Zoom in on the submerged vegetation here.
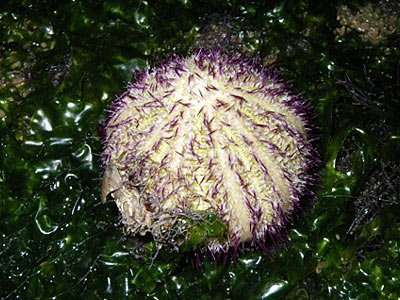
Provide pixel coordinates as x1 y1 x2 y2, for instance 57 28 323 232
1 0 399 298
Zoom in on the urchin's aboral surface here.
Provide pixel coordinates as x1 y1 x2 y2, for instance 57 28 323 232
101 48 317 253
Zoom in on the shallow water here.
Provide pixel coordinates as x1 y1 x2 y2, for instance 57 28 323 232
1 1 400 299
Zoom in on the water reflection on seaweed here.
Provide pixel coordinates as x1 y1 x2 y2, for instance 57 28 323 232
0 0 399 299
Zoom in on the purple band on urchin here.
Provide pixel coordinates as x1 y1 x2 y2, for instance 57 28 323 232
100 48 319 258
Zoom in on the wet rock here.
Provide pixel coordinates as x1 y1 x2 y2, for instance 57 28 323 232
336 3 399 45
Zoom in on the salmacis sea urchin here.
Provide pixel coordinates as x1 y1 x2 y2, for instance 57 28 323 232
101 48 318 256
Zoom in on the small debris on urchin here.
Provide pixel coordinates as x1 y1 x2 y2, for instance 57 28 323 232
101 48 319 258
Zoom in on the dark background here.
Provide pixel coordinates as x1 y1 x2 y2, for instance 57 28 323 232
1 0 399 298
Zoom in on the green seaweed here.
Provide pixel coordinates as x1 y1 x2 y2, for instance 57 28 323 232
1 0 399 299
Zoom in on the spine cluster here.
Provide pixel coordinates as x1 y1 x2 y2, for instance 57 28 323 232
101 48 319 255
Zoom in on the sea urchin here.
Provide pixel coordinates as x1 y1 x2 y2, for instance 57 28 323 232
101 48 318 256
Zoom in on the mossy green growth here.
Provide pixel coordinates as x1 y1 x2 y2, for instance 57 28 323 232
180 214 227 252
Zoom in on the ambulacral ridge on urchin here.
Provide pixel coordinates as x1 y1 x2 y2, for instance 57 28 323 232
101 48 318 257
